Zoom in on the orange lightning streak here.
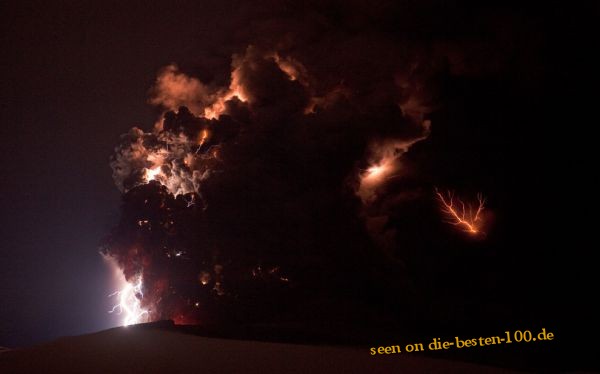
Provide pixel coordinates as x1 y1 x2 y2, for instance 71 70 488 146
436 189 485 234
197 129 209 146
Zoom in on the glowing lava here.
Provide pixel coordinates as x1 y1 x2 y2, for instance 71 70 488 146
109 275 149 326
436 189 485 235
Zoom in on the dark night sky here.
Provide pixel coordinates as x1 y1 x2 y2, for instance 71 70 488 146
0 0 594 355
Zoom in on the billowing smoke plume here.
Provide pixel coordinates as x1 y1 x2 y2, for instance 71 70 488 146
101 1 524 325
101 40 435 323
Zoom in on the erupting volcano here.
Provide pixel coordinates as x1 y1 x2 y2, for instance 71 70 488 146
101 39 492 327
0 2 582 372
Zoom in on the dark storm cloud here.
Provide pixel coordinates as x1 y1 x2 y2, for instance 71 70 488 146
102 0 548 325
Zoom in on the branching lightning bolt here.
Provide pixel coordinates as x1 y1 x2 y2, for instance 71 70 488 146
109 276 149 326
436 189 485 235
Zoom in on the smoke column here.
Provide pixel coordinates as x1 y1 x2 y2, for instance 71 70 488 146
100 1 517 325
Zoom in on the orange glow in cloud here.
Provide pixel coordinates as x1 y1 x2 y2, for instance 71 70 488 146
270 53 309 85
203 65 248 119
436 189 485 234
366 165 385 178
202 85 248 120
151 50 315 120
144 166 162 182
150 64 212 115
150 63 249 120
363 158 394 184
357 155 398 203
357 124 431 205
